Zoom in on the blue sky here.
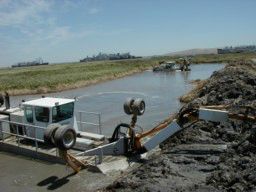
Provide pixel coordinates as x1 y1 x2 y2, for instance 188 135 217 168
0 0 256 66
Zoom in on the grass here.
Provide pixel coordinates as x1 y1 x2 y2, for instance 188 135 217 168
189 52 256 63
1 52 255 95
153 52 256 64
0 59 156 95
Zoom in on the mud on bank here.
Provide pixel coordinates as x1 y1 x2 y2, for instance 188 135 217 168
105 61 256 192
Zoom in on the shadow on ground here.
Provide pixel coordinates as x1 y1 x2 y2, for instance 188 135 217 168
37 172 76 190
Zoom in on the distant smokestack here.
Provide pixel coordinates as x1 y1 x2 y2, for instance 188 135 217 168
4 92 10 109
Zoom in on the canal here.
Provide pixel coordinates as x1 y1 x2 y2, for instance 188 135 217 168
2 63 225 192
11 63 224 136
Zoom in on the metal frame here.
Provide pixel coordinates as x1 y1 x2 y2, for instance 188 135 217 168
143 120 181 152
76 111 102 134
76 138 126 165
0 119 46 153
0 110 103 158
199 108 229 122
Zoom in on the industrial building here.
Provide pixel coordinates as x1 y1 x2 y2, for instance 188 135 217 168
12 58 49 68
217 45 256 54
80 52 141 62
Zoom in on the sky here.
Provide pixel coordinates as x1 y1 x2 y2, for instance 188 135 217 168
0 0 256 66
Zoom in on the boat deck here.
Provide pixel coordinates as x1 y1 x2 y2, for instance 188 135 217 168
0 136 130 173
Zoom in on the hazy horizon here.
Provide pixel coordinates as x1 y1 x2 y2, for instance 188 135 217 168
1 0 256 66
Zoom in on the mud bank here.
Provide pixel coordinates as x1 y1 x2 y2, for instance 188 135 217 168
105 61 256 192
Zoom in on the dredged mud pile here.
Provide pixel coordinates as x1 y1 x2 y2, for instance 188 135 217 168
105 62 256 192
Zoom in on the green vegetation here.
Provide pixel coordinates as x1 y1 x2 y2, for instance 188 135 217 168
189 52 256 63
154 52 256 64
0 59 156 95
1 52 255 95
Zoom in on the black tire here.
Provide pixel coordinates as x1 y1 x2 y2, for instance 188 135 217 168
54 125 76 150
43 124 61 146
133 98 145 116
0 94 4 107
123 98 135 115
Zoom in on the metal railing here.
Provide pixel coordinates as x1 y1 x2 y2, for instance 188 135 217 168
76 111 102 134
0 111 102 157
0 119 46 153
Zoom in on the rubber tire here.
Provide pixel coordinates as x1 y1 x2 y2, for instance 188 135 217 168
54 125 76 150
43 123 61 146
133 98 145 116
0 94 4 107
123 98 135 115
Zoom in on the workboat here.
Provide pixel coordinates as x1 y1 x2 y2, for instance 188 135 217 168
153 60 191 72
0 95 105 150
1 93 251 173
153 61 180 72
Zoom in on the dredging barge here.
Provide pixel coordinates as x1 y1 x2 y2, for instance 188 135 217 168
153 59 191 72
0 93 255 174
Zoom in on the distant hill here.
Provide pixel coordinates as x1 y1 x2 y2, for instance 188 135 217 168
164 48 218 56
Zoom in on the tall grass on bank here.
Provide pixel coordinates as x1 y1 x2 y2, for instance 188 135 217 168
1 52 255 95
153 52 256 64
0 59 155 95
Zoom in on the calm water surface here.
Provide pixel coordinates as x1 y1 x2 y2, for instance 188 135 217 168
11 63 224 136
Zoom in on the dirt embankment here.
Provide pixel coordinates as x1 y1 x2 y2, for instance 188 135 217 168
105 61 256 192
179 79 208 103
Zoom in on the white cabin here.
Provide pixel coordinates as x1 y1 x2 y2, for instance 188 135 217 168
21 97 78 140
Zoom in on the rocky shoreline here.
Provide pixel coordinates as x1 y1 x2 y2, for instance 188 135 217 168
105 61 256 192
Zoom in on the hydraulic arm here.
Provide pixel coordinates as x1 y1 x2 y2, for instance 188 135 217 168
62 98 256 172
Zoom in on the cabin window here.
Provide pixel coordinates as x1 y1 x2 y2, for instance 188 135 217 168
25 106 33 123
52 102 74 123
35 107 49 123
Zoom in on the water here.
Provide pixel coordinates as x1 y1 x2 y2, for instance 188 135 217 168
11 63 224 136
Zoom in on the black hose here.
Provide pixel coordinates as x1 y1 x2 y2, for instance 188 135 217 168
109 123 130 143
4 92 10 109
0 93 4 107
109 123 136 155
